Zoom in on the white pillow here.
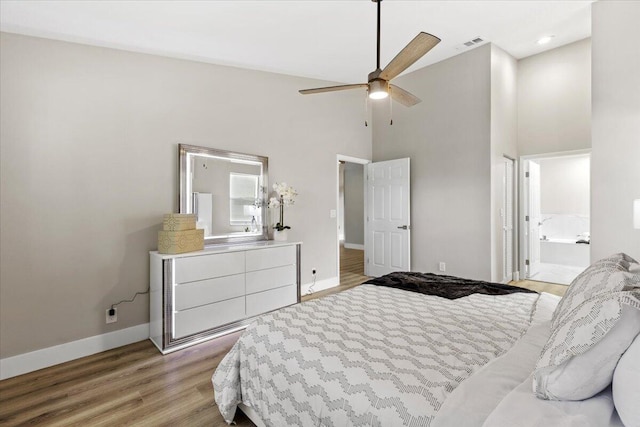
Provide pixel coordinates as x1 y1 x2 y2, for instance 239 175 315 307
551 253 634 330
613 333 640 427
534 290 640 400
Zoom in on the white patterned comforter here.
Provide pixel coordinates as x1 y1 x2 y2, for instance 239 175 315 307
213 284 540 426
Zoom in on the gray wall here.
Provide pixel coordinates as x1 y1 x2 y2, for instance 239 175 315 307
539 155 590 216
591 1 640 261
517 38 591 156
490 45 518 282
0 32 371 358
373 44 493 281
343 162 364 246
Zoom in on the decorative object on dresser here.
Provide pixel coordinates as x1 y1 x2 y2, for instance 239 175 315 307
157 213 204 254
269 182 297 241
150 241 301 354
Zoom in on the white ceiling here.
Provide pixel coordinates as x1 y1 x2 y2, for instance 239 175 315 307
0 0 594 84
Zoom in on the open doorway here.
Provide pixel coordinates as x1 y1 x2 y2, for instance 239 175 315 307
337 155 369 288
521 150 591 285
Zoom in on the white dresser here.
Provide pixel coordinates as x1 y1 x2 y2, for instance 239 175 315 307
150 241 301 354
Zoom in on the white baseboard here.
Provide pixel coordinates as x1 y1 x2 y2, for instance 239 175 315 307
0 323 150 380
343 243 364 250
0 275 348 380
301 276 339 296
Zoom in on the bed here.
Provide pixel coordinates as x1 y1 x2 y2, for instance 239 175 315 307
213 256 640 427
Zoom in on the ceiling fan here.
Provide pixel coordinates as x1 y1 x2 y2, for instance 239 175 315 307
299 0 440 107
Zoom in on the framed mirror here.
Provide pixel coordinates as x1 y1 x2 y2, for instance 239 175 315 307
178 144 269 245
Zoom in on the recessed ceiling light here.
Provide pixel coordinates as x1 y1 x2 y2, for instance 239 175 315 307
537 36 554 45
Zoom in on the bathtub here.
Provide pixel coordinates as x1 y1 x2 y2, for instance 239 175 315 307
540 238 590 267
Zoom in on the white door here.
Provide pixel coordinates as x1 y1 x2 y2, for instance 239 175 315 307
502 158 515 282
528 161 541 277
365 158 410 277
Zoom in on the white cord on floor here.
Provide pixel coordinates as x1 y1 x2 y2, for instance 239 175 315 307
306 274 317 295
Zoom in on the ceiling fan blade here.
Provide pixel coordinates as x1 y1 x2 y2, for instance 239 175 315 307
390 84 421 107
299 84 368 95
379 32 441 81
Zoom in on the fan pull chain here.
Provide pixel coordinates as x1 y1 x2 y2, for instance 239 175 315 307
389 92 393 125
364 92 369 127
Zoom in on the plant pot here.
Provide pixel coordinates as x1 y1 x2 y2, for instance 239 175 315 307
273 229 288 241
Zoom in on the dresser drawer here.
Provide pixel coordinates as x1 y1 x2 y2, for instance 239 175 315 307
175 273 245 311
174 296 245 339
246 264 296 295
245 245 296 272
246 284 297 317
175 252 245 284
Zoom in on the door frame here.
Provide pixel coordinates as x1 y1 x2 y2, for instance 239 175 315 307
502 155 517 283
519 149 591 279
336 155 371 281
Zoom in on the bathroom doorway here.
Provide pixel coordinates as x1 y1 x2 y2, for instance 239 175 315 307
521 150 591 285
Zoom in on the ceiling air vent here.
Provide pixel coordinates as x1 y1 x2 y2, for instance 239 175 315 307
456 37 486 51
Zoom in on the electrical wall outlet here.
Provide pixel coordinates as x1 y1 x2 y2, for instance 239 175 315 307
106 307 117 324
439 262 446 272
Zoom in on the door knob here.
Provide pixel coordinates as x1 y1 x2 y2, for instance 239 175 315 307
397 225 409 230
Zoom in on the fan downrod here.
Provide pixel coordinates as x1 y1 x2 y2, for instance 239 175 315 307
372 0 382 73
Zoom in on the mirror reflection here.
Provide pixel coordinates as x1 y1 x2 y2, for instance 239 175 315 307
179 144 268 244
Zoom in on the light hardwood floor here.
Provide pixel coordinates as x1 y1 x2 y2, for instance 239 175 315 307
0 332 249 427
0 249 564 426
302 244 369 302
511 279 567 297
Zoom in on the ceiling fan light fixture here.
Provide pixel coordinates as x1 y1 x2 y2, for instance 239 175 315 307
368 79 389 100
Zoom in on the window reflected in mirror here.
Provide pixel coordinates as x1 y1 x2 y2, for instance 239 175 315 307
229 172 260 228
